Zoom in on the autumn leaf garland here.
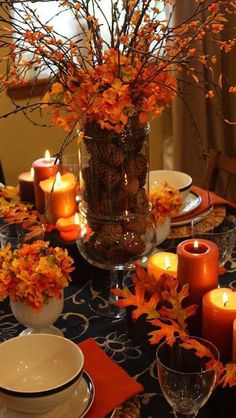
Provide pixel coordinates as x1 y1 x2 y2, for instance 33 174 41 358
113 264 236 388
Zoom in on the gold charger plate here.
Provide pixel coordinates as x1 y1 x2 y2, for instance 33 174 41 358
169 206 226 239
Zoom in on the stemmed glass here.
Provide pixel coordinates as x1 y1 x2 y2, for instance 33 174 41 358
156 335 219 418
191 215 236 267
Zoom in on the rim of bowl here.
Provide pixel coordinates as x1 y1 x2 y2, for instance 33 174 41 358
0 334 84 398
149 170 192 191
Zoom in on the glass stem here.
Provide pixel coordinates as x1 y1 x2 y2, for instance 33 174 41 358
173 411 198 418
109 269 124 303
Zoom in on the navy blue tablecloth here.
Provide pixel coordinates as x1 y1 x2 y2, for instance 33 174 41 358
0 233 236 418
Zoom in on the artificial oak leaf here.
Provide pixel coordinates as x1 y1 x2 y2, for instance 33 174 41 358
180 338 215 360
217 363 236 388
148 318 187 346
112 283 146 308
160 283 197 330
132 293 160 320
112 283 160 320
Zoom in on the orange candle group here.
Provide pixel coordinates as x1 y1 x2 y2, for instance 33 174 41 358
147 252 178 280
40 172 77 224
202 288 236 361
33 150 59 213
177 239 219 307
18 168 35 203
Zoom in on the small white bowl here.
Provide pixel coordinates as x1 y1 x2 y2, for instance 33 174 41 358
150 170 192 201
0 334 84 414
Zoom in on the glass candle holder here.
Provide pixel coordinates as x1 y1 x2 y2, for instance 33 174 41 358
0 221 45 249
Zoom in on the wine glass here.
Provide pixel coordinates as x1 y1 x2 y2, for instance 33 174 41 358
191 215 236 266
156 335 219 418
0 220 45 250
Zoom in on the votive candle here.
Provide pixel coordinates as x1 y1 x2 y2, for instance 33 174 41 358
147 252 178 280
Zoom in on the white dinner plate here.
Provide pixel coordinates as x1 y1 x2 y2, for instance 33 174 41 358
171 191 201 226
0 372 95 418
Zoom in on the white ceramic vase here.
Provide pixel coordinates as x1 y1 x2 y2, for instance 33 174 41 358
10 295 64 336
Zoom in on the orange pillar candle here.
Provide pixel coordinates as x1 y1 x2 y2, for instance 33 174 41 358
177 239 219 307
147 252 178 280
18 168 35 203
202 288 236 361
233 319 236 363
33 150 59 214
40 172 77 224
56 213 82 241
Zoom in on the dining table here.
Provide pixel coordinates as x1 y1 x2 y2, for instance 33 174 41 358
0 191 236 417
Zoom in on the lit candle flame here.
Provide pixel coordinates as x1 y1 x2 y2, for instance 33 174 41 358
55 172 62 188
44 150 51 162
74 213 80 225
193 240 199 249
223 292 229 307
165 257 171 270
30 167 34 179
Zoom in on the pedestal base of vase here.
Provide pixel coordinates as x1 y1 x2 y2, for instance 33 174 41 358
20 325 63 336
89 269 126 320
10 295 64 337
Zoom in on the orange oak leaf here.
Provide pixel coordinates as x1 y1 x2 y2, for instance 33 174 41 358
216 363 236 388
148 318 187 346
180 338 215 360
161 283 198 330
112 284 160 320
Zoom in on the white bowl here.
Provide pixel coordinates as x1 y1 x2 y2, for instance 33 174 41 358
0 334 84 414
150 170 192 200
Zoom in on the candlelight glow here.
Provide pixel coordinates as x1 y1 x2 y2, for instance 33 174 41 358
193 240 199 248
55 172 62 187
30 167 34 179
165 257 171 270
223 292 229 307
44 150 51 161
74 213 80 225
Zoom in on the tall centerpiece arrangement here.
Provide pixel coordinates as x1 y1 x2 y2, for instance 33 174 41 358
0 1 236 316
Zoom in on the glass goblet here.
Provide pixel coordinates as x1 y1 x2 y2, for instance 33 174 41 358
0 220 45 249
191 215 236 266
156 335 219 418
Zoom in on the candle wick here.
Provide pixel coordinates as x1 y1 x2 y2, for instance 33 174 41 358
167 266 170 270
224 301 228 308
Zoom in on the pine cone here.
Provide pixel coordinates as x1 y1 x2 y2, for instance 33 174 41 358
123 232 146 256
123 217 148 235
121 177 139 195
97 224 123 247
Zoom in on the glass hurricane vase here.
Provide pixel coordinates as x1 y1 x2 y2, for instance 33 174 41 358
10 295 64 336
77 118 156 318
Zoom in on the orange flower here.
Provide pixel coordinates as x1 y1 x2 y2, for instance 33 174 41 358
0 240 74 311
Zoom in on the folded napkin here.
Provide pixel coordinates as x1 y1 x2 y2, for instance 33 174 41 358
79 338 143 418
172 185 236 223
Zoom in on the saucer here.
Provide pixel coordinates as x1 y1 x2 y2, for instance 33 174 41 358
171 191 201 226
0 371 95 418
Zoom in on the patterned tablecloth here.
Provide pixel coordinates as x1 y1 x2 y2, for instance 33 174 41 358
0 230 236 418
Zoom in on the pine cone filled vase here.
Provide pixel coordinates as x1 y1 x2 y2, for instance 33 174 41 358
77 118 156 269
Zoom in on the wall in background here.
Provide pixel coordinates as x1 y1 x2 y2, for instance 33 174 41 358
0 92 166 186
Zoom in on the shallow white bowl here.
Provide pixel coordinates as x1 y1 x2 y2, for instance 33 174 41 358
150 170 192 201
0 334 84 414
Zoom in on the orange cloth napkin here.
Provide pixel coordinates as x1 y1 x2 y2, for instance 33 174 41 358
172 185 236 223
79 338 143 418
